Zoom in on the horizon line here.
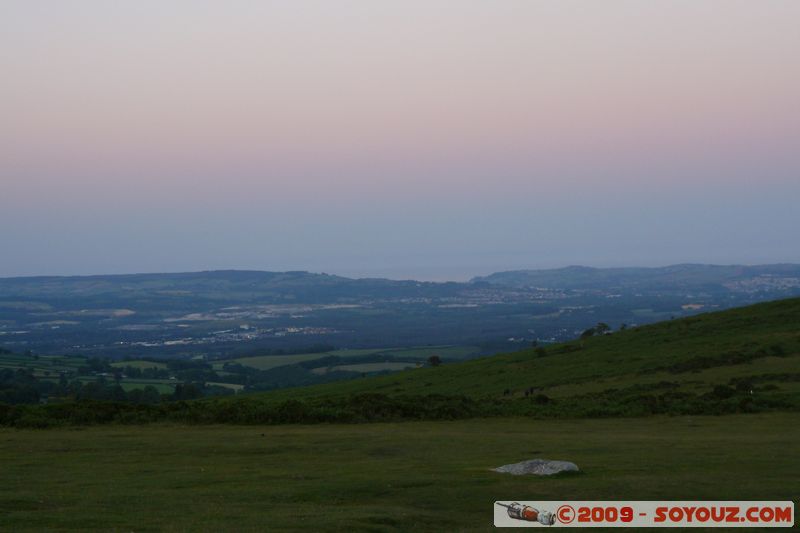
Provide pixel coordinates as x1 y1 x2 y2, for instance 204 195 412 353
2 262 799 284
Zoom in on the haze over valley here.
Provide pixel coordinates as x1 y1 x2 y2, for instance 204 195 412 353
2 264 798 361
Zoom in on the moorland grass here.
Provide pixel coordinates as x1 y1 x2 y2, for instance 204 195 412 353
0 413 797 531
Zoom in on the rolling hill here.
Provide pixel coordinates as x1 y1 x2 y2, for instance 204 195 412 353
472 263 800 290
260 296 800 402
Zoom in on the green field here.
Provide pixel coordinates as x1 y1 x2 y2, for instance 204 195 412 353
0 354 84 378
378 345 481 359
311 362 419 375
222 344 481 372
206 381 245 392
222 353 335 371
69 376 175 394
116 380 175 394
110 360 167 370
327 348 392 357
0 413 796 531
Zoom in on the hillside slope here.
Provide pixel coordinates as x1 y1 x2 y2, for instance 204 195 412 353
3 298 798 426
253 297 800 411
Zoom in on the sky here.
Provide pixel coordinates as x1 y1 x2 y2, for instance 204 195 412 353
1 1 799 281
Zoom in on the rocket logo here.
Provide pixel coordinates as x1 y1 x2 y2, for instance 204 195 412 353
496 502 556 526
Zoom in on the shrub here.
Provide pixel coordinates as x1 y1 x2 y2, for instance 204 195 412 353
711 385 737 400
533 394 550 404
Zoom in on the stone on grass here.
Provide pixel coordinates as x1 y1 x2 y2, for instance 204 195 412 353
492 459 579 476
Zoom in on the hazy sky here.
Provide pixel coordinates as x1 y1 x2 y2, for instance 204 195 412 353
2 1 799 280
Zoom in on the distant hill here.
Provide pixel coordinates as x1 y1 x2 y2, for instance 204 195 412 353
4 263 798 298
0 270 450 304
2 265 799 359
471 263 800 291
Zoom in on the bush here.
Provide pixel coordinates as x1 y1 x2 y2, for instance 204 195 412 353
533 394 550 404
769 344 785 356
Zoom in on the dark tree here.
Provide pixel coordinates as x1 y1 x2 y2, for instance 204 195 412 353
173 383 203 400
428 355 442 367
141 385 162 404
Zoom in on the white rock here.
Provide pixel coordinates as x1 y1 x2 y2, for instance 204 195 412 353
492 459 579 476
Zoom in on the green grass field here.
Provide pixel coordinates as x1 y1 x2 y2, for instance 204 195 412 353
222 345 481 373
69 376 176 394
327 348 392 357
0 354 84 377
378 345 481 359
110 360 167 370
1 413 796 531
311 362 419 375
116 380 175 394
206 381 245 392
223 353 332 371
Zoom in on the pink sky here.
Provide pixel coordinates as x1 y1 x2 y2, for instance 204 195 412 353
1 1 799 278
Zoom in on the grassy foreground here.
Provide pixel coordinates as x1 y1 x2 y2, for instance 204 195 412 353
1 413 797 531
